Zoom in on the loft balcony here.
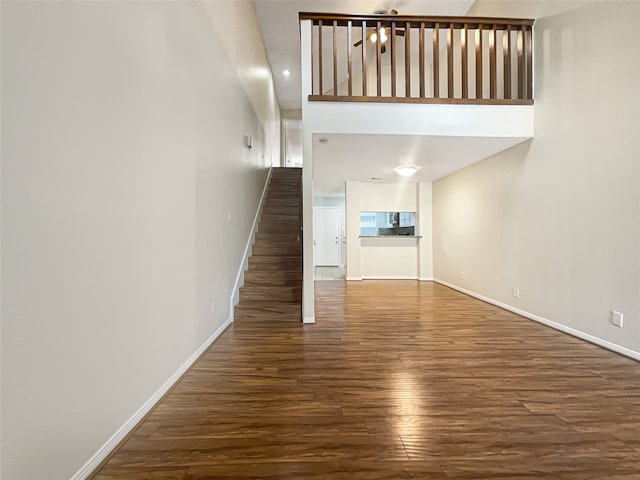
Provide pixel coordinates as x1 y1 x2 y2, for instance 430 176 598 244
298 13 536 323
298 12 535 140
300 12 534 105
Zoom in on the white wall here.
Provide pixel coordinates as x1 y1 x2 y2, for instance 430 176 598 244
361 237 419 278
433 1 640 358
0 2 280 479
360 183 416 212
417 182 433 280
345 182 432 280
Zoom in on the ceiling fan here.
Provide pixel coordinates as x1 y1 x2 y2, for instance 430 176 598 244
353 9 405 54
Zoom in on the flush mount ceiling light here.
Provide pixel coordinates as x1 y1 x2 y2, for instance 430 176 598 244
394 165 421 177
283 70 291 76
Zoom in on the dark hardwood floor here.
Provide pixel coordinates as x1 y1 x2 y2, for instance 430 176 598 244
92 281 640 479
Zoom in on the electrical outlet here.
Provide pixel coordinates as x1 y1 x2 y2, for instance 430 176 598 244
611 310 623 328
461 271 465 279
227 211 232 223
211 300 217 315
513 288 520 299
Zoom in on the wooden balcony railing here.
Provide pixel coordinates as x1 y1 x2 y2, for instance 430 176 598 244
300 13 534 105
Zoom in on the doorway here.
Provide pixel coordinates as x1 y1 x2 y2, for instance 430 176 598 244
282 119 302 167
314 207 340 266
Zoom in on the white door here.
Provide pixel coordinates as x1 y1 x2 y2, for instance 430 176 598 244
314 207 340 266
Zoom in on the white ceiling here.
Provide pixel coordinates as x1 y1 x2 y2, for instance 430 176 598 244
312 133 529 196
254 0 593 111
254 0 475 111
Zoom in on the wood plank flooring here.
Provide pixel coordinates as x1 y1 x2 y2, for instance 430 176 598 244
92 281 640 479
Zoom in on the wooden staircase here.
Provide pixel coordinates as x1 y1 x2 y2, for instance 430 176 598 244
235 168 302 322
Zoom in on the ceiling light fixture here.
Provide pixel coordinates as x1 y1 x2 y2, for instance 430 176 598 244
370 27 388 44
283 70 291 76
394 165 420 177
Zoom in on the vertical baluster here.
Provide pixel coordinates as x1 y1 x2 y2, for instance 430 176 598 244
518 25 525 99
503 25 512 100
391 22 397 97
433 23 440 98
347 21 353 96
489 24 497 99
475 24 483 99
405 21 411 97
311 23 316 95
362 21 367 96
318 20 323 95
419 22 425 98
461 24 468 99
333 20 338 95
526 26 533 100
447 24 453 98
376 21 382 96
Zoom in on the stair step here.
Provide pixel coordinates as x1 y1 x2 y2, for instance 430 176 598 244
254 231 300 242
253 240 300 250
244 270 303 286
248 256 302 271
234 304 301 322
268 184 300 190
267 184 300 189
263 199 299 208
266 193 300 201
257 224 301 235
269 180 301 185
239 286 302 303
252 245 302 256
269 179 301 185
271 172 301 178
262 206 300 215
272 169 301 176
260 214 299 224
270 180 300 184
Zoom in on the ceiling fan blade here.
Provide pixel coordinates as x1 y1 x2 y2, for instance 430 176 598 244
354 39 364 47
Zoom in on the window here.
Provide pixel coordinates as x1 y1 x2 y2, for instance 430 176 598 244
360 211 416 236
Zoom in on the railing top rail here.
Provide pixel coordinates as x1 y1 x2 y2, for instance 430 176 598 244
299 12 534 28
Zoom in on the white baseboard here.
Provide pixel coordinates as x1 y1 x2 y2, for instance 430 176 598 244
362 275 418 280
345 276 362 281
71 316 233 480
434 278 640 363
418 277 434 282
303 316 316 324
231 167 273 314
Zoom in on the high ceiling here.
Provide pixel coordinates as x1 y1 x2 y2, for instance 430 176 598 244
254 0 475 111
253 0 591 197
254 0 593 111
